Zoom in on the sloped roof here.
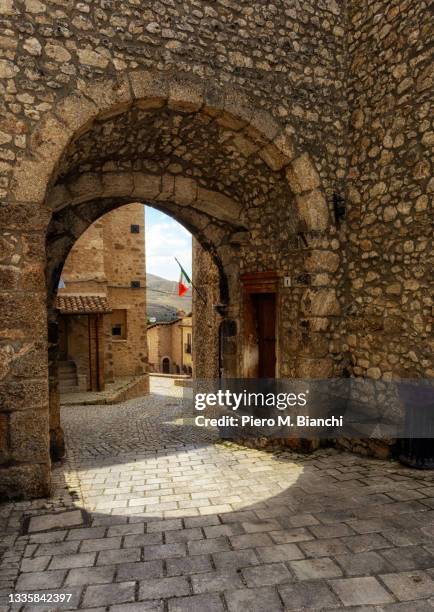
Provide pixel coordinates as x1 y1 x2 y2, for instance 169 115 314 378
56 294 112 315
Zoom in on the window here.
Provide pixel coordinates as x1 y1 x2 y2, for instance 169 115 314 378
131 224 140 233
131 280 141 288
185 332 192 354
111 309 127 339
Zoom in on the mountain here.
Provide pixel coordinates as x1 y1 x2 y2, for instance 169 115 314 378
146 273 192 322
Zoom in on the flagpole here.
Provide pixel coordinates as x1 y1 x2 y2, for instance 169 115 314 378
174 257 207 304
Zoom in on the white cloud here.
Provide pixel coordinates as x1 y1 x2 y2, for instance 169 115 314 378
145 216 192 281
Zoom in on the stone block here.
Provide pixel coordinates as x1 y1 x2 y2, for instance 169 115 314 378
102 172 133 198
289 557 342 580
11 160 52 202
29 509 84 533
330 576 394 606
83 581 135 607
259 143 291 171
301 288 341 316
286 153 321 194
54 93 98 133
132 172 161 200
295 357 334 378
130 70 168 106
0 380 48 412
224 586 282 612
139 576 189 600
241 563 292 587
191 570 243 594
69 173 103 204
196 188 241 222
296 189 329 230
305 249 340 273
80 74 132 118
174 176 198 205
10 410 48 462
168 79 204 112
169 593 224 612
279 582 340 609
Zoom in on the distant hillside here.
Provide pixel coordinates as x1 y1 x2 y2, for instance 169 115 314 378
147 273 192 321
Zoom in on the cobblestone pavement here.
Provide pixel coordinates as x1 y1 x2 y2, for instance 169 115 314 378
1 378 434 611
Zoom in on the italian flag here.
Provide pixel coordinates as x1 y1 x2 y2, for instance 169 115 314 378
177 262 191 297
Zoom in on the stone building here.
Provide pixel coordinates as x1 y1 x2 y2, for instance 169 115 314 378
56 203 149 394
0 0 432 498
147 313 193 375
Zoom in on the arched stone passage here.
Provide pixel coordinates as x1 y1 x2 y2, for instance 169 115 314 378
2 70 341 500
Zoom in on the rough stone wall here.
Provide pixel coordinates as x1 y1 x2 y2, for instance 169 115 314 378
102 203 148 378
345 1 433 382
0 0 432 499
192 238 221 379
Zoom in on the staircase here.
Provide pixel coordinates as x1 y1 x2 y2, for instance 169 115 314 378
58 360 79 393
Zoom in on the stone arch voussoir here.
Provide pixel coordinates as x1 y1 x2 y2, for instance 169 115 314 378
10 70 329 232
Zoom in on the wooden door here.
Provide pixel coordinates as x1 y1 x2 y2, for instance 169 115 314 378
252 293 276 378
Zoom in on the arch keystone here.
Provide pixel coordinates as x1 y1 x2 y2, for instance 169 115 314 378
69 173 103 204
168 79 204 113
78 74 132 119
174 176 198 205
129 70 168 107
102 172 133 197
132 173 161 199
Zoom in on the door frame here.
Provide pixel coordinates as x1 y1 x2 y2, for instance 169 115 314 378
241 271 280 378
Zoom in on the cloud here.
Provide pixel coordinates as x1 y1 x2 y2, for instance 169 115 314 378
145 216 192 281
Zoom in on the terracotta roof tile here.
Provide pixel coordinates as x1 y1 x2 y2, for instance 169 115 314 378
56 294 112 315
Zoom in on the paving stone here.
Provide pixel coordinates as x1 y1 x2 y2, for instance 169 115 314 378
67 526 106 540
81 536 122 552
116 560 164 581
65 565 116 586
188 536 230 555
97 548 141 565
381 546 434 571
84 581 136 607
168 593 224 612
213 549 260 571
165 528 203 543
342 533 393 553
143 542 186 560
330 576 394 606
380 571 434 601
16 569 66 590
110 603 163 612
191 570 243 594
229 533 273 549
309 523 355 539
256 543 304 563
242 563 293 587
268 528 313 544
166 554 213 576
20 556 51 572
334 551 394 576
299 537 350 557
146 519 183 532
49 551 96 569
278 581 340 609
224 586 283 612
290 557 343 580
28 510 84 533
35 541 80 557
107 523 145 537
139 576 190 600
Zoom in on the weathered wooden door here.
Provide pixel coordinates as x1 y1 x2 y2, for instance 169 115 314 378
252 292 276 378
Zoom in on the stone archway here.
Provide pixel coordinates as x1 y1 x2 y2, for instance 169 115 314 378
1 70 340 499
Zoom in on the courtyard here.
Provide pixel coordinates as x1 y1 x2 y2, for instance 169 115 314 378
1 378 434 611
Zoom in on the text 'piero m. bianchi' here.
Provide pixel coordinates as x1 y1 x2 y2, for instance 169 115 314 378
193 389 343 429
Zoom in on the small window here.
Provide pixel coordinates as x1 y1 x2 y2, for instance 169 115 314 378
131 224 140 233
131 280 141 288
111 309 127 339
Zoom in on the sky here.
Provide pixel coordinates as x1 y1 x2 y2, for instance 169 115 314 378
145 206 192 281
